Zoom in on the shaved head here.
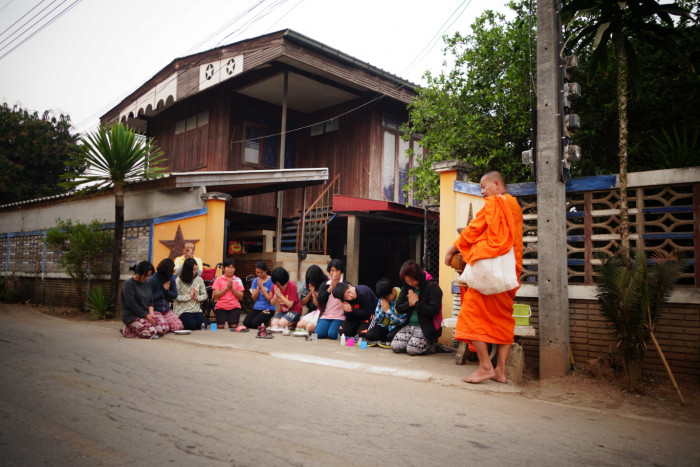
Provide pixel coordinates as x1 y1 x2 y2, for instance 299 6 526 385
482 170 504 185
479 170 506 197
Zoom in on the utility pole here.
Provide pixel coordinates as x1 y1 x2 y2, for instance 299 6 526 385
536 0 570 378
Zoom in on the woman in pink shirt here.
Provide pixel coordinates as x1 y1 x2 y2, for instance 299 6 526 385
315 259 346 339
211 258 245 329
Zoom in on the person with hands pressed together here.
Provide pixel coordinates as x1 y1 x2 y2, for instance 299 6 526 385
147 258 184 333
364 278 405 347
212 258 245 330
295 265 329 336
392 260 443 355
174 241 203 276
121 261 167 339
173 258 208 330
241 261 275 331
268 267 302 331
444 170 523 384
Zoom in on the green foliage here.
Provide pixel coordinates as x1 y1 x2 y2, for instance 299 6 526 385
0 103 80 205
0 274 23 303
596 249 685 391
60 122 167 193
45 219 112 310
561 0 693 92
403 1 534 202
86 286 113 320
650 125 699 169
570 22 700 176
60 122 167 308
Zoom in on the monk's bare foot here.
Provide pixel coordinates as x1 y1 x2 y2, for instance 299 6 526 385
490 369 508 383
462 367 496 384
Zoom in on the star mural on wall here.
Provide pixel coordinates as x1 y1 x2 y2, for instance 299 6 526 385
160 225 200 259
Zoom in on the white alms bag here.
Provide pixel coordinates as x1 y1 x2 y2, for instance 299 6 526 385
459 247 518 295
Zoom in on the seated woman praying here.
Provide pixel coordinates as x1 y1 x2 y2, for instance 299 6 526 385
268 267 302 331
147 258 184 333
211 258 245 330
294 265 329 336
121 261 168 339
392 260 443 356
174 258 208 330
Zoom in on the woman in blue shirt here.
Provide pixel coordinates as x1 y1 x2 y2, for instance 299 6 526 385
241 260 274 331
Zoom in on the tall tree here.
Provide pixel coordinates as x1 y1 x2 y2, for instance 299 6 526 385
561 0 694 253
0 103 79 205
403 1 535 202
61 123 166 309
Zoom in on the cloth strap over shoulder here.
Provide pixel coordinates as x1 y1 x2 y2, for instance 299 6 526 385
457 194 519 295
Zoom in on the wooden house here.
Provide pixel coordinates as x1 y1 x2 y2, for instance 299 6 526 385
102 29 430 286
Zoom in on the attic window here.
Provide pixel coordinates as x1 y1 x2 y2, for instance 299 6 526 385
310 118 339 137
175 111 209 135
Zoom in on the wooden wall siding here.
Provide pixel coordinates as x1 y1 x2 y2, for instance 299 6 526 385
176 68 200 102
283 41 415 104
152 87 232 173
241 44 286 72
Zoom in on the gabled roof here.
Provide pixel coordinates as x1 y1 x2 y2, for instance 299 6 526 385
102 29 417 129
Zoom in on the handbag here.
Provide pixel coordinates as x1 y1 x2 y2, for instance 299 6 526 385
459 247 518 295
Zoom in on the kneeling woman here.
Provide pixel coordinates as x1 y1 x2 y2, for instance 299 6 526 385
392 260 443 355
174 258 208 330
121 261 168 339
147 258 184 333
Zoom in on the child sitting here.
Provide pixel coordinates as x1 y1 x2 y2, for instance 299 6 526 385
269 267 302 332
365 278 406 348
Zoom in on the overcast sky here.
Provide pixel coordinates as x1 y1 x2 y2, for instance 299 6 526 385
0 0 512 134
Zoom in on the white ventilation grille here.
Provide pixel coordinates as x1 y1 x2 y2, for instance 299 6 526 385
199 55 244 91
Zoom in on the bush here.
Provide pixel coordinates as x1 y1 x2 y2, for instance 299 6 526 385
45 218 112 311
86 287 113 320
0 275 23 303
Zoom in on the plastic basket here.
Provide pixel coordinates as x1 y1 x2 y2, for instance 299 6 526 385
512 304 531 326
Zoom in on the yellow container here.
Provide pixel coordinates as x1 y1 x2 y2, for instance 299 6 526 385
512 304 531 326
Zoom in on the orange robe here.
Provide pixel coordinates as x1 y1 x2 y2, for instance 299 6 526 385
454 193 523 349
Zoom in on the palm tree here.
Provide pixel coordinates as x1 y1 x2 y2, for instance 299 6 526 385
61 123 166 308
561 0 693 254
596 249 685 391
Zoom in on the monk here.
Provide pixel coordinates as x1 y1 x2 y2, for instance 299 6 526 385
445 170 523 383
174 241 203 277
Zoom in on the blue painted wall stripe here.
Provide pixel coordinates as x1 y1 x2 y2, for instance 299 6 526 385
152 208 208 225
642 206 693 214
454 174 618 196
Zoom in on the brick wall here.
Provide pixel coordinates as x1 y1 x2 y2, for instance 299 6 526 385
516 298 700 379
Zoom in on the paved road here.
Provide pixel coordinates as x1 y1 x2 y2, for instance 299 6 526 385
1 306 698 466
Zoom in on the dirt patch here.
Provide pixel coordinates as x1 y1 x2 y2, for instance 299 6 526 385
35 303 95 322
520 360 700 424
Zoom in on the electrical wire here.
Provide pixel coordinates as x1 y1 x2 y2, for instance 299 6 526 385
0 0 18 15
0 0 50 48
74 0 480 143
261 0 303 33
399 0 472 79
0 0 82 61
72 0 288 134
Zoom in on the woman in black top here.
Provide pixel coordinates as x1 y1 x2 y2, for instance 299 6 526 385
121 261 167 339
147 258 184 333
392 260 443 355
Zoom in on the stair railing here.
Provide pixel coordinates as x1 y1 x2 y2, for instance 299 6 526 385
297 174 340 254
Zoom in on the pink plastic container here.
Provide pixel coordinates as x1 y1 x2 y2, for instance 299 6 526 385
347 338 355 347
